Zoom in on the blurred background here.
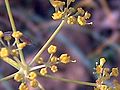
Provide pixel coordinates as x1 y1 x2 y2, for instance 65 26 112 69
0 0 120 90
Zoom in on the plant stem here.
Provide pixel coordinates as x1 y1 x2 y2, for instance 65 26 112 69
2 57 19 70
46 75 97 87
29 20 66 65
5 0 26 65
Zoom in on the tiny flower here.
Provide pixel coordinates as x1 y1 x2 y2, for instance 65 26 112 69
30 79 38 88
96 65 103 74
18 42 27 49
0 48 9 58
50 56 57 63
60 54 70 64
11 49 19 56
0 31 3 38
28 72 37 80
51 65 58 73
48 45 57 54
111 68 119 77
84 12 91 19
52 11 63 20
14 73 23 82
77 16 86 26
40 68 47 76
77 8 85 15
100 58 106 67
36 57 44 64
67 16 76 24
12 31 23 39
19 83 28 90
100 85 108 90
51 1 65 8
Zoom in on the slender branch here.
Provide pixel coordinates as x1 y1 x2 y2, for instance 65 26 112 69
30 65 45 71
0 72 18 82
45 75 97 87
29 20 66 65
37 80 45 90
5 0 26 65
2 57 19 70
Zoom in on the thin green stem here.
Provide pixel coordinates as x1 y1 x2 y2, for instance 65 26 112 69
0 72 18 82
2 57 19 70
46 75 97 87
29 20 66 65
5 0 26 65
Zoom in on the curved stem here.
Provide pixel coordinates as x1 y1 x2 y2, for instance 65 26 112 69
45 75 97 87
5 0 26 65
29 20 66 65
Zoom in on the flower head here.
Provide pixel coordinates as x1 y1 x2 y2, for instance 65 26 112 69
40 68 47 76
14 73 23 82
51 1 65 8
51 65 58 73
30 79 38 88
67 16 76 24
0 48 9 58
77 16 86 26
48 45 57 54
100 58 106 67
19 83 28 90
18 42 27 49
12 31 23 39
111 68 119 77
52 11 63 20
60 54 70 64
0 31 3 38
28 72 37 80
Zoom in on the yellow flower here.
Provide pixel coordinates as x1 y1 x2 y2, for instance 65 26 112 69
19 83 28 90
12 31 23 39
52 11 63 20
18 42 27 49
60 54 70 64
67 16 76 24
0 48 9 58
0 31 3 38
48 45 57 54
11 49 18 56
50 56 57 63
14 73 23 82
28 72 37 80
84 12 91 19
51 1 65 8
40 68 47 76
77 16 86 26
96 65 103 74
100 58 106 67
100 85 108 90
36 57 44 64
30 79 38 88
77 8 85 15
111 68 119 77
51 65 58 73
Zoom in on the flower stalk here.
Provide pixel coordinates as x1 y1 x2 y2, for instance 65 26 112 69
5 0 26 66
45 74 97 87
29 20 66 65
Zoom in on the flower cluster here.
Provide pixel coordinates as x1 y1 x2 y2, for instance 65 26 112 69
50 0 92 26
37 45 75 76
0 31 28 58
94 58 119 90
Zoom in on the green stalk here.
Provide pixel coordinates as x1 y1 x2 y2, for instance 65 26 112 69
29 20 66 65
46 75 97 87
2 57 19 70
5 0 26 65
